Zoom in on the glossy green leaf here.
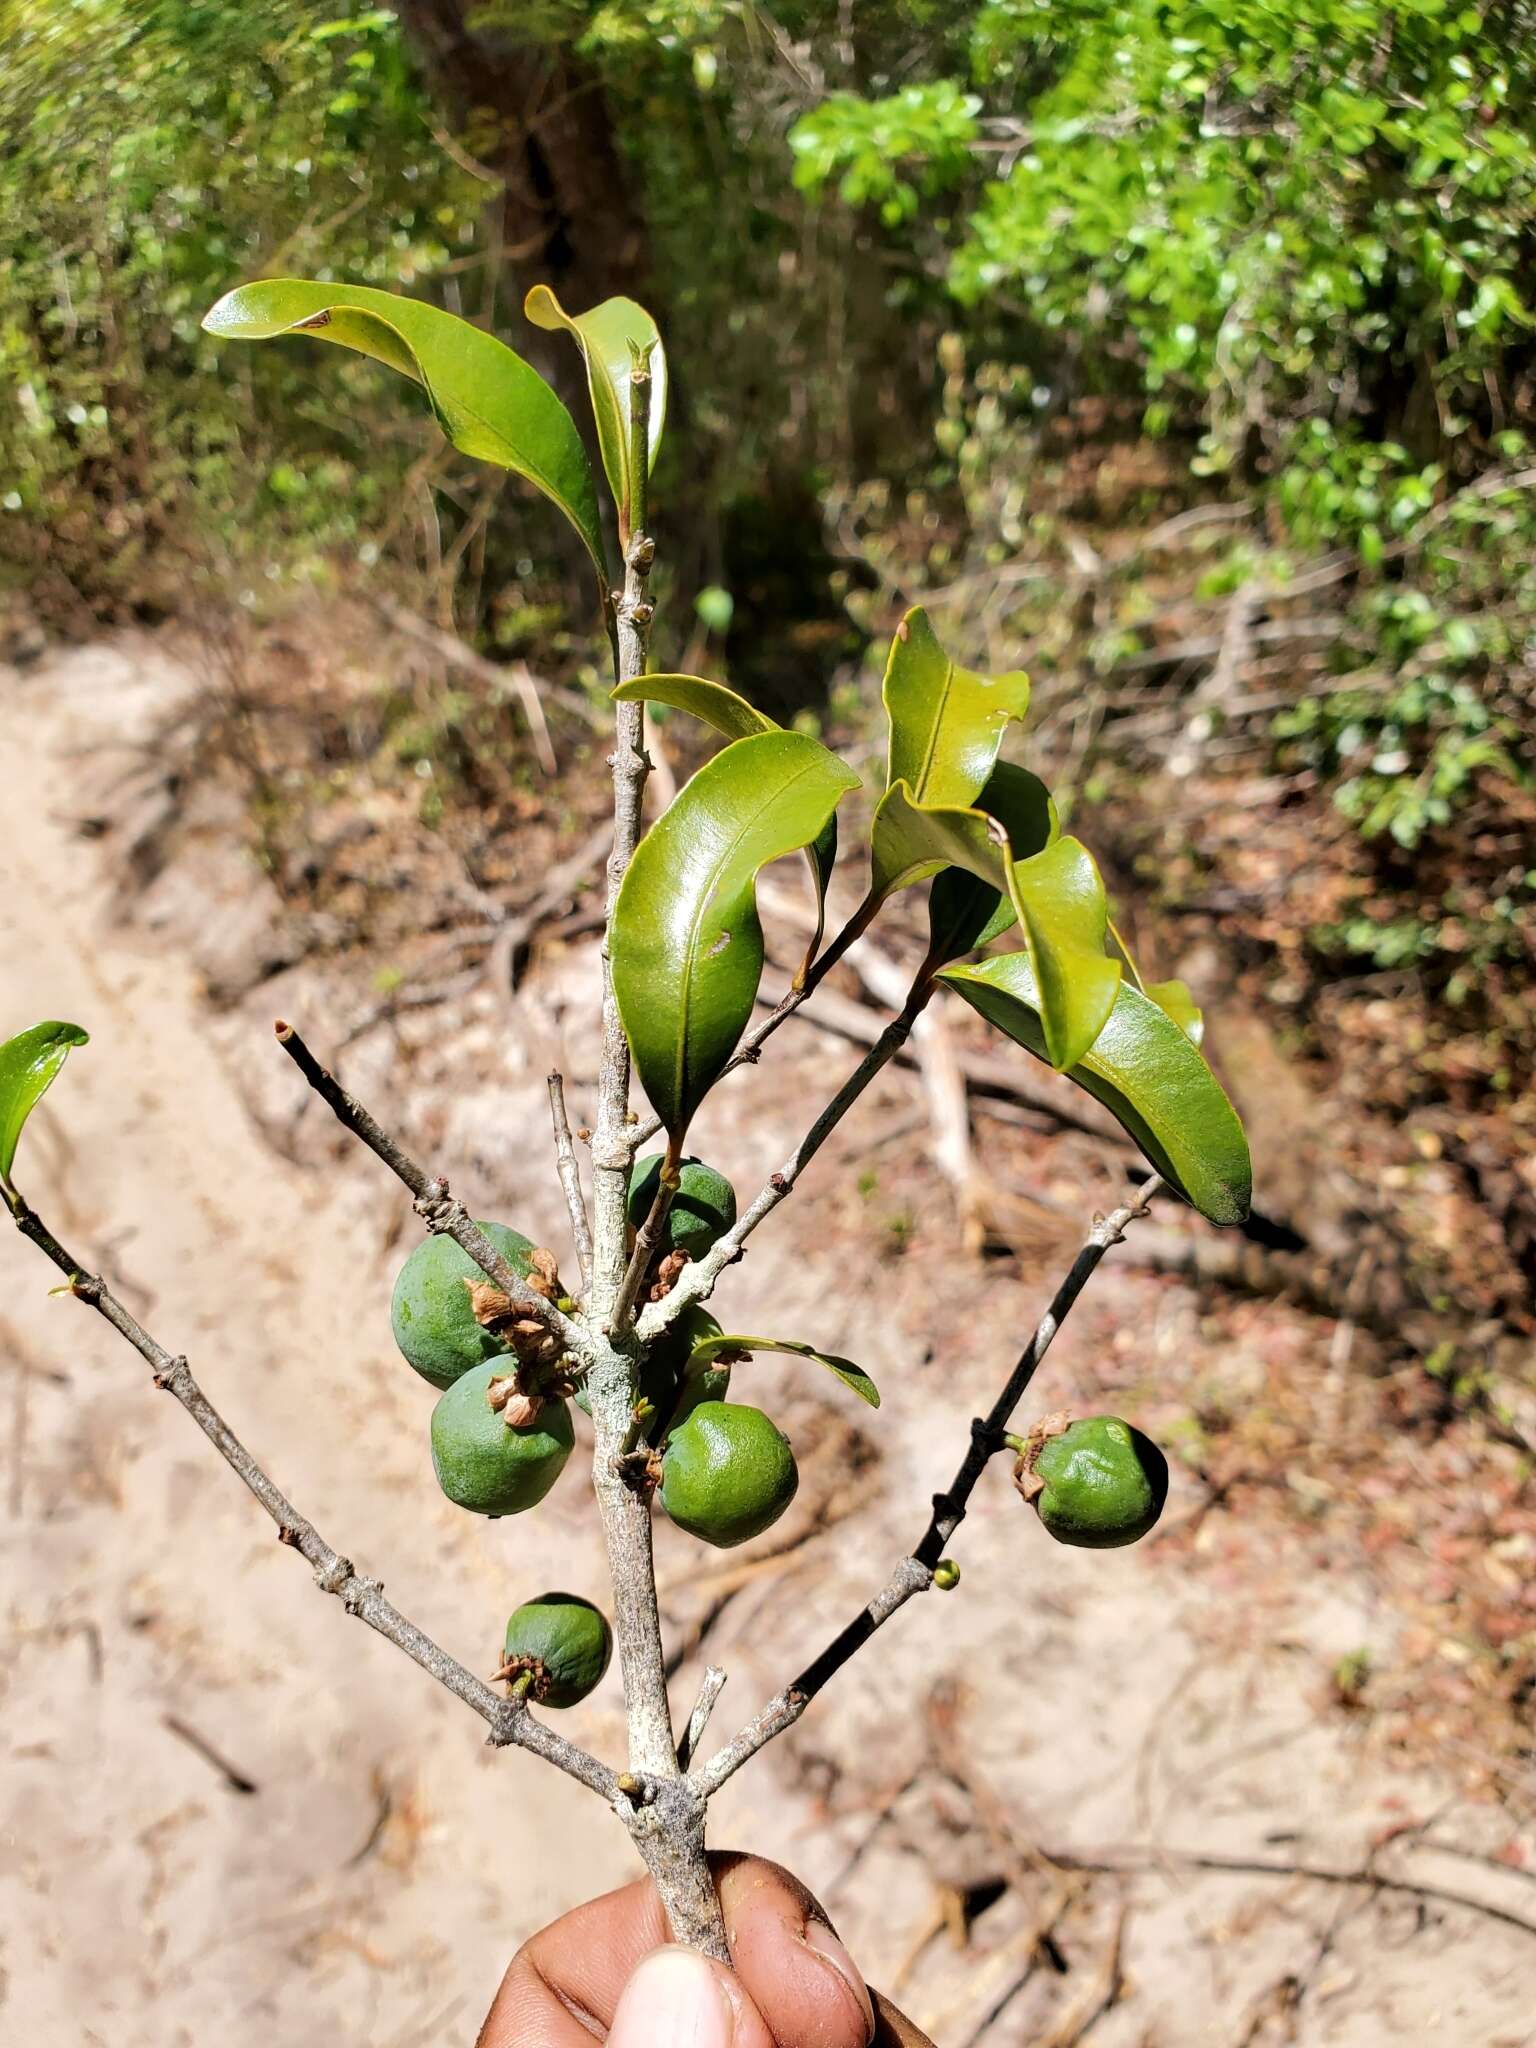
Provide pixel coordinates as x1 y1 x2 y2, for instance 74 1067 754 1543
613 732 860 1137
882 606 1030 809
612 673 771 740
525 285 666 534
686 1333 880 1408
938 954 1251 1225
875 758 1055 908
927 764 1058 963
202 280 606 577
613 674 836 984
1009 837 1122 1071
1146 978 1205 1047
0 1021 89 1188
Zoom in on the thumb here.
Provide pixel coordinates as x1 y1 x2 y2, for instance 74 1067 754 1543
607 1944 774 2048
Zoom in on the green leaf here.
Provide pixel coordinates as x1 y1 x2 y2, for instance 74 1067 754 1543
612 673 771 740
1009 838 1122 1071
686 1333 880 1408
613 674 835 985
874 758 1055 904
927 764 1058 964
525 285 666 535
0 1021 89 1188
202 280 606 578
613 732 860 1138
938 955 1251 1225
1146 978 1205 1047
881 607 1030 809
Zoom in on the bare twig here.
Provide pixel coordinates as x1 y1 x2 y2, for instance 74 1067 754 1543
1043 1840 1536 1942
640 976 936 1340
5 1193 617 1801
547 1071 593 1296
676 1666 727 1771
275 1023 586 1359
692 1176 1163 1795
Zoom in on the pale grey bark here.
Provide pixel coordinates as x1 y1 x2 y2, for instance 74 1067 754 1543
547 1069 594 1296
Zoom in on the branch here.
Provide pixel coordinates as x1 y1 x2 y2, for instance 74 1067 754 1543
276 1023 586 1359
547 1070 594 1296
638 976 934 1341
675 1665 727 1771
577 351 698 1871
609 1166 676 1334
692 1176 1163 1796
6 1192 617 1802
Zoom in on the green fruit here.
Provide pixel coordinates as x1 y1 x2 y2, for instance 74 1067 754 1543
1030 1417 1168 1550
628 1154 737 1261
659 1400 798 1548
391 1222 536 1390
503 1592 613 1707
430 1364 573 1516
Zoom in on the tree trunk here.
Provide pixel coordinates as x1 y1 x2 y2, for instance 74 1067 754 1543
394 0 648 313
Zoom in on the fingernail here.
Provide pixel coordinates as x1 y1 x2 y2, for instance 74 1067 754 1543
608 1945 735 2048
804 1919 876 2041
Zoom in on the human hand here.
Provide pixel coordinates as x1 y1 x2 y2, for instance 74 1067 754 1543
478 1851 934 2046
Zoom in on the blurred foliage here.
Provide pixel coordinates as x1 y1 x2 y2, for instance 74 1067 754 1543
0 0 483 612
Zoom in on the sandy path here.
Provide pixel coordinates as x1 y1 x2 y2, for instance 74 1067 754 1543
0 646 633 2046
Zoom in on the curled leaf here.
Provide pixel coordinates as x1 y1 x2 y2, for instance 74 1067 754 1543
926 763 1059 965
0 1021 89 1188
525 286 667 535
1147 978 1205 1047
203 279 606 578
613 674 837 983
938 954 1251 1225
685 1334 880 1408
612 673 770 740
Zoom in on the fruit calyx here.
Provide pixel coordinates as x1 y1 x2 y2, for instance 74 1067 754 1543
1009 1409 1074 1503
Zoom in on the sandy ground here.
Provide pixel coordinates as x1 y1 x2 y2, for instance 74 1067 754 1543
3 639 1535 2045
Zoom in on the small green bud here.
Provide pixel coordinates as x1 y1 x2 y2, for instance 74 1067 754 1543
933 1559 961 1591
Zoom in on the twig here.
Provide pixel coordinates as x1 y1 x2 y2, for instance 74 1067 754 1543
161 1713 260 1795
547 1071 593 1295
640 978 935 1340
692 1176 1163 1795
676 1666 727 1771
610 1165 677 1334
1042 1841 1536 1942
5 1193 617 1802
275 1023 585 1359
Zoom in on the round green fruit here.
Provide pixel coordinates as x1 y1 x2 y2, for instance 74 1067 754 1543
1029 1417 1168 1550
391 1223 536 1390
659 1400 798 1549
503 1592 612 1707
430 1364 573 1516
628 1155 737 1261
